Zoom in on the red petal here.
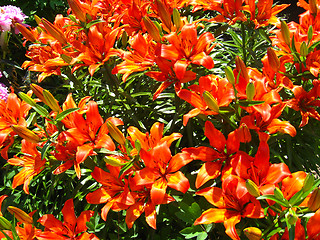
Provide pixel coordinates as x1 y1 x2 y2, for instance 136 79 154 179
195 161 222 188
151 178 167 205
166 171 190 193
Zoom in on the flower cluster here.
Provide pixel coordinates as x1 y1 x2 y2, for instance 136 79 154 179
1 0 320 239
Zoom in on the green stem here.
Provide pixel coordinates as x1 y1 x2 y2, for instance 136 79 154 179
241 23 247 65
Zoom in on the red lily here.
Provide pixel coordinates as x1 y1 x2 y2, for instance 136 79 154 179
194 175 264 240
37 199 98 240
8 140 46 194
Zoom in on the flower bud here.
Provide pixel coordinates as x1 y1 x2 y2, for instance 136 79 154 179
287 208 298 225
225 66 235 85
281 21 291 46
34 15 41 25
235 56 249 82
30 84 46 104
43 89 61 113
61 54 72 64
155 0 172 31
143 17 161 43
202 91 219 113
0 216 12 230
308 26 313 43
308 187 320 211
11 125 41 143
274 187 286 202
267 48 280 72
41 18 68 45
107 121 126 145
67 0 87 23
18 92 36 107
300 41 308 57
310 0 318 15
246 179 260 197
7 206 33 224
15 23 37 42
302 173 315 192
104 156 125 167
243 227 262 240
172 8 181 31
121 31 128 46
246 82 255 101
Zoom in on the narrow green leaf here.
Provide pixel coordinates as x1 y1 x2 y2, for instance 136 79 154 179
55 108 79 122
257 195 290 207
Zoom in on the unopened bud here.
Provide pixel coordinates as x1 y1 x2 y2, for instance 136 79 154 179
308 26 313 42
43 89 61 113
156 0 172 31
11 125 41 143
287 208 298 225
7 206 33 224
15 23 37 42
172 8 181 30
41 18 68 45
225 66 235 85
274 187 286 202
246 82 255 101
34 15 41 25
310 0 318 15
67 0 87 23
18 92 36 107
0 216 12 230
267 48 280 72
308 187 320 211
104 156 125 167
61 54 72 64
246 179 260 197
281 21 291 46
300 41 308 57
121 31 128 46
243 227 262 240
302 173 315 192
107 121 126 145
30 84 46 104
235 56 249 82
143 17 161 43
202 91 219 113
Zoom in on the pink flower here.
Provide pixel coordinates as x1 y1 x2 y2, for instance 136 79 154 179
0 5 27 33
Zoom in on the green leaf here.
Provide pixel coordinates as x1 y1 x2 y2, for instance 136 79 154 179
55 108 79 122
40 140 52 160
238 100 265 107
257 194 290 207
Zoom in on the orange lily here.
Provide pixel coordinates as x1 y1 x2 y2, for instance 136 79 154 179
160 23 215 80
0 92 31 159
194 175 264 240
177 74 235 125
125 179 175 229
7 140 46 194
225 133 291 195
127 121 182 152
286 80 320 127
243 0 289 28
182 121 250 188
86 165 135 221
37 199 98 240
134 141 193 205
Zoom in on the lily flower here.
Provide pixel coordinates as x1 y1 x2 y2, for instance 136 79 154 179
7 140 46 194
37 199 98 240
194 175 264 240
